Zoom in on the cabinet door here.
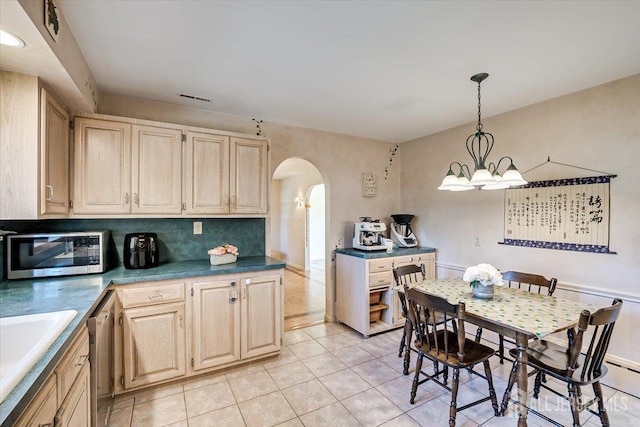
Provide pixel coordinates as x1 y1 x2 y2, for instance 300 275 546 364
241 274 281 359
230 137 268 214
122 302 186 388
131 125 183 214
40 88 70 215
73 118 131 214
191 279 240 371
14 374 57 427
55 364 90 427
184 131 230 214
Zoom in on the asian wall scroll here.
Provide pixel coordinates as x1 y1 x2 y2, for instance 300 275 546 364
502 176 615 254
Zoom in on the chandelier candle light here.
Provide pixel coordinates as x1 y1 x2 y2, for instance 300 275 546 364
438 73 527 191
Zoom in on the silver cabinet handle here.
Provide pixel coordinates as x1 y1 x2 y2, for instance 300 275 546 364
179 315 183 328
134 193 139 205
75 354 89 366
148 294 163 300
231 196 236 207
125 192 129 204
45 185 54 201
224 195 229 206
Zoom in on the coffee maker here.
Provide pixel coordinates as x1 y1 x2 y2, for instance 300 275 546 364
390 214 418 248
353 217 387 251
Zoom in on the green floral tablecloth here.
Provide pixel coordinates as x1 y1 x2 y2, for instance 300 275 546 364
397 278 598 338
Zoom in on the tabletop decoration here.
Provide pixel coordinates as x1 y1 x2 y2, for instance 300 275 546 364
463 263 503 299
208 244 239 265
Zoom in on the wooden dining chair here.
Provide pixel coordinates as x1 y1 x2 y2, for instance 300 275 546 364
393 264 426 375
500 298 623 427
405 285 499 426
474 271 558 364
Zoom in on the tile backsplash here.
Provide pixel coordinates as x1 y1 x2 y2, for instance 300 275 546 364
0 218 265 280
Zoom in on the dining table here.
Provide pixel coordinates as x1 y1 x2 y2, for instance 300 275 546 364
397 278 597 427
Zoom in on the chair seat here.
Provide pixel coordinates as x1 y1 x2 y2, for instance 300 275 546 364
508 340 608 385
415 330 495 368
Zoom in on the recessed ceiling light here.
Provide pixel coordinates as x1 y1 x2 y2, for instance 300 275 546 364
0 29 25 48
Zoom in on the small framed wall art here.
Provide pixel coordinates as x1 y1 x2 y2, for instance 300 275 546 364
362 173 376 197
45 0 60 42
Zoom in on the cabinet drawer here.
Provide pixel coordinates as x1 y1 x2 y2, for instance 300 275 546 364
368 258 392 273
394 253 432 267
56 327 89 404
368 271 393 287
120 282 186 308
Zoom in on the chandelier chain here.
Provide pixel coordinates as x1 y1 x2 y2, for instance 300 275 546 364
476 80 483 132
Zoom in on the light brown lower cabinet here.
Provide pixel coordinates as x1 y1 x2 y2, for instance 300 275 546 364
14 328 90 427
115 269 283 394
121 302 186 389
55 364 91 427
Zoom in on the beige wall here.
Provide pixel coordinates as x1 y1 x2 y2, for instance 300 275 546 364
400 74 640 392
100 93 402 322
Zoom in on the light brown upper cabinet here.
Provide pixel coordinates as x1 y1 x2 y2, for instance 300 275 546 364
230 137 269 214
184 131 230 214
0 71 70 219
185 132 268 215
73 118 182 215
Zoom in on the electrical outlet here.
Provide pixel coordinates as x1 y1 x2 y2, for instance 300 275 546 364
337 237 343 248
193 221 202 235
474 237 480 246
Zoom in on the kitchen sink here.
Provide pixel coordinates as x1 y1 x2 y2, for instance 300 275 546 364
0 310 77 403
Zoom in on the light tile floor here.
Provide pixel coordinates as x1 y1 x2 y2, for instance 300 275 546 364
283 262 325 331
109 323 640 427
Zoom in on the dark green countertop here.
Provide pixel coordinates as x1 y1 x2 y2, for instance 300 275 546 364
335 246 436 259
0 256 284 427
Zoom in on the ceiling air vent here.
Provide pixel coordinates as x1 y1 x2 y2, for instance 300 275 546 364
178 93 212 103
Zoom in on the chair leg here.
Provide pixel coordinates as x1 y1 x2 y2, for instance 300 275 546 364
500 361 518 415
533 371 543 399
402 320 412 375
410 351 424 404
568 383 581 427
443 366 449 386
449 368 460 427
592 381 610 427
498 335 505 364
483 360 499 416
398 324 406 357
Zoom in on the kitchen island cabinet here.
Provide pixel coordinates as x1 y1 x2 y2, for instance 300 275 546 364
335 247 436 337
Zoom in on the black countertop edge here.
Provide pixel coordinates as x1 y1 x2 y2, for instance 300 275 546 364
0 256 285 427
335 246 437 259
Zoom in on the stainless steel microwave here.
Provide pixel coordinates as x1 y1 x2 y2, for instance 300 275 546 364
7 231 109 279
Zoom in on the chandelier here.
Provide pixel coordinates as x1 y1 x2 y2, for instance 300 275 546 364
438 73 527 191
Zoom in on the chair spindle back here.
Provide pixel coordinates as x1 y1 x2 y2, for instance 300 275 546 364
405 285 467 364
502 271 558 296
567 298 623 381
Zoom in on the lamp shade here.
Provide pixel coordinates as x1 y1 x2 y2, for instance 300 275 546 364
500 165 528 186
469 168 496 186
437 171 460 190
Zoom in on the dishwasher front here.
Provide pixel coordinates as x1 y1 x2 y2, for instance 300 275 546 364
88 290 115 427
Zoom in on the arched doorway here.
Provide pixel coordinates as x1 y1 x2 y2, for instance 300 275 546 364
271 158 326 330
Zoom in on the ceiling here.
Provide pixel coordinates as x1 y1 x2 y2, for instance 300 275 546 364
3 1 640 143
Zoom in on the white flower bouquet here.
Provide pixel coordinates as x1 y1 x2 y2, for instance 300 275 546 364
208 244 239 265
463 263 504 288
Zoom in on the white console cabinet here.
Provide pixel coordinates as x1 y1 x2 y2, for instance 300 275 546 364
336 249 435 337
